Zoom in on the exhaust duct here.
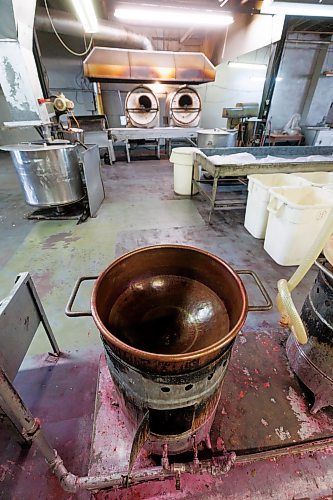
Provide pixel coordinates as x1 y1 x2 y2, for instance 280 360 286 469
83 47 215 84
34 7 153 51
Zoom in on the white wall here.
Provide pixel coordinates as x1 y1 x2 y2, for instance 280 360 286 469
197 46 270 129
221 14 284 63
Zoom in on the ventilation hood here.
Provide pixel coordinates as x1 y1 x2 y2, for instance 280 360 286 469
83 47 216 84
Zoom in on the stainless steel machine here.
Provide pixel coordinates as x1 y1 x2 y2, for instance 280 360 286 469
2 140 104 221
2 141 84 208
0 0 104 220
125 86 160 128
165 86 201 127
222 103 261 146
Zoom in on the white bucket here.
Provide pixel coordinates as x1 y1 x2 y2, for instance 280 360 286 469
244 174 311 239
291 171 333 188
170 147 200 195
264 186 333 266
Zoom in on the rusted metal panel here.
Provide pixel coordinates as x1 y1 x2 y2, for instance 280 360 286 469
0 273 59 381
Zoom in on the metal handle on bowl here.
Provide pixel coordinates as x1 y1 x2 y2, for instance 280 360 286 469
65 276 98 317
236 270 273 311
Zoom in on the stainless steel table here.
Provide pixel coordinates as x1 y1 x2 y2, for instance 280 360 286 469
109 127 199 162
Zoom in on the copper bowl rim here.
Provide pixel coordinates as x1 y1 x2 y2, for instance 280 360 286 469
91 244 248 363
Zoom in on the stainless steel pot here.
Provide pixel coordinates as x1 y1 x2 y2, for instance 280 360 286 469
197 128 237 148
1 141 84 207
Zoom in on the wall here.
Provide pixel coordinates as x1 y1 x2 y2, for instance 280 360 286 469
38 33 96 117
269 34 333 130
0 86 40 145
220 13 284 63
197 46 270 129
0 32 96 145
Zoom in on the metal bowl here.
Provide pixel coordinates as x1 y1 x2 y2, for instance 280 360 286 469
91 245 248 374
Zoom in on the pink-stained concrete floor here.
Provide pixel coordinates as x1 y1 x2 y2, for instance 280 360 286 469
1 328 332 499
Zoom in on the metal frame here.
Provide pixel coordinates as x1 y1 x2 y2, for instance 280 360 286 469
110 127 198 163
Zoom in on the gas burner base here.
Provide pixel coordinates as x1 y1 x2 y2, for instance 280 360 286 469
26 200 88 222
286 333 333 414
89 354 232 476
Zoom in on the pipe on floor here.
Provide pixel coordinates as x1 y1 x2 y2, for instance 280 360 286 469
35 7 153 51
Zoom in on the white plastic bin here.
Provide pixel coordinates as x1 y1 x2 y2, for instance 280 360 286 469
170 147 200 195
291 171 333 187
264 186 333 266
244 174 310 239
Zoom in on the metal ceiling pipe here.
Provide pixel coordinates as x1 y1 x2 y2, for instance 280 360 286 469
34 7 153 51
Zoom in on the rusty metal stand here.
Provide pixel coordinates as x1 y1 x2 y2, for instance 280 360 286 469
0 273 60 446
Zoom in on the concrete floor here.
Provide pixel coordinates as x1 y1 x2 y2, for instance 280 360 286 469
1 151 331 499
0 151 317 356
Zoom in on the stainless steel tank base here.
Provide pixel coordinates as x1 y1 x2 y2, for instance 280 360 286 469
25 199 88 222
286 334 333 414
1 141 84 207
287 261 333 414
26 197 85 209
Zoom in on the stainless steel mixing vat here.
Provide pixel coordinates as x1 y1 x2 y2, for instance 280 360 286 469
2 142 84 207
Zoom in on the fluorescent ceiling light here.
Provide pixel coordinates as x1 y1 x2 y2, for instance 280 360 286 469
72 0 98 33
229 62 267 70
114 7 234 27
261 0 333 17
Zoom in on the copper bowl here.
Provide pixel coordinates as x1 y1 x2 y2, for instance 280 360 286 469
91 245 248 374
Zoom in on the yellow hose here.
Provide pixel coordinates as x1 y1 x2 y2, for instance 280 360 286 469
276 208 333 344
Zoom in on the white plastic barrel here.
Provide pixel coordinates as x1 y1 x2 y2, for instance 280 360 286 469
264 186 333 266
244 174 310 239
291 171 333 187
170 147 200 195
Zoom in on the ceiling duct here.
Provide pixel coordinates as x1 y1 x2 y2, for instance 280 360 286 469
34 7 153 51
83 47 216 84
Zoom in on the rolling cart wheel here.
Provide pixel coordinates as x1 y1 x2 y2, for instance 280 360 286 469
103 152 111 165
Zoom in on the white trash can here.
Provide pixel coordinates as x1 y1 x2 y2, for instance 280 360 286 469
264 186 333 266
170 147 200 195
244 173 310 239
291 171 333 188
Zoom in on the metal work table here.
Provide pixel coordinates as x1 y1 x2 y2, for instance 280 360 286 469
193 145 333 222
110 127 199 162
